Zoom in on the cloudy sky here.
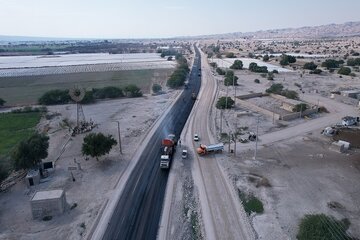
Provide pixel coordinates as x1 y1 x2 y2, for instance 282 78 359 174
1 0 360 38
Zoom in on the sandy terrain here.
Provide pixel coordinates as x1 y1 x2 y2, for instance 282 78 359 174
198 39 360 240
0 91 180 240
220 134 360 239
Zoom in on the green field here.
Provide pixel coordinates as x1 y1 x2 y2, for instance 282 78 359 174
0 112 41 171
0 69 173 106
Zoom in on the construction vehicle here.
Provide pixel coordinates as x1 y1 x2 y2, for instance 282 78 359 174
160 134 177 169
197 143 224 155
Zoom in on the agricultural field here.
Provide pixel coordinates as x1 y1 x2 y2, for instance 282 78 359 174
0 112 41 172
0 68 173 105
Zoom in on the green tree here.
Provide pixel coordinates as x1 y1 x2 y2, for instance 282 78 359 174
224 71 238 86
230 60 243 70
124 84 143 97
293 103 308 112
248 62 268 73
338 66 351 75
12 133 49 170
0 98 5 106
266 83 284 94
280 54 296 66
297 214 351 240
303 62 317 70
216 67 226 75
152 84 162 93
82 133 117 160
216 97 235 109
262 55 269 62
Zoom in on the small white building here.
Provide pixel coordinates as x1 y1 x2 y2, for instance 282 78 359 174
30 189 67 219
25 169 40 187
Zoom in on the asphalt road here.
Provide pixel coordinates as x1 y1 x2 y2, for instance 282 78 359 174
102 46 202 240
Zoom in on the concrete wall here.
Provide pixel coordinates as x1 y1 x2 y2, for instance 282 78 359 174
31 191 67 219
237 92 266 100
280 108 318 121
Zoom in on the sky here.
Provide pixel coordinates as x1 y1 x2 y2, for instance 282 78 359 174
1 0 360 39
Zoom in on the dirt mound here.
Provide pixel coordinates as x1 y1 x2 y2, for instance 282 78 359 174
333 128 360 148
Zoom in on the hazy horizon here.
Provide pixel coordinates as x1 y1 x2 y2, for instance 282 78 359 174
1 0 360 39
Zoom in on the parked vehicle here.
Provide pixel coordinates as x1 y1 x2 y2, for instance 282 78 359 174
196 143 224 155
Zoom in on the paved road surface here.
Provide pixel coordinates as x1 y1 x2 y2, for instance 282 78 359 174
101 47 202 240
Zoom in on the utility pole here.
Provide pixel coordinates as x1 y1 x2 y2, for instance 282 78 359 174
114 121 123 154
220 110 223 134
228 131 231 153
254 116 259 160
233 74 236 107
233 132 236 156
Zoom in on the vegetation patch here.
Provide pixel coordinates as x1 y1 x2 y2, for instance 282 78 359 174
238 190 264 215
297 214 351 240
0 69 166 105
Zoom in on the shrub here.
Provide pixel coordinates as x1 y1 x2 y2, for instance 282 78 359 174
38 89 70 105
262 55 269 62
92 86 124 99
216 67 226 75
238 190 264 215
0 98 5 106
226 52 236 58
310 69 322 74
282 89 298 99
272 69 279 74
338 66 351 75
152 84 162 93
216 97 235 109
209 62 217 68
347 58 360 66
80 91 95 104
254 79 260 84
303 62 317 70
321 59 342 69
124 84 143 97
266 83 284 94
297 214 351 240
